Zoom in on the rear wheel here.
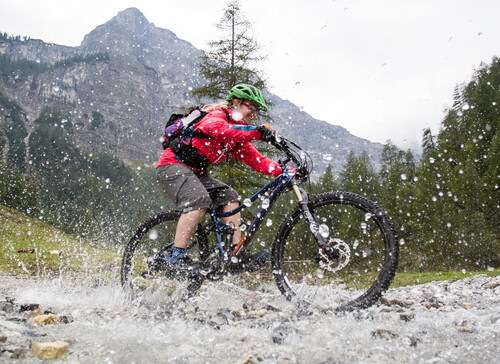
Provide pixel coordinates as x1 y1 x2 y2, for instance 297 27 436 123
121 211 207 305
272 191 399 311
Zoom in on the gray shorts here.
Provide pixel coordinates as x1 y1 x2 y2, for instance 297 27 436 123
156 164 240 213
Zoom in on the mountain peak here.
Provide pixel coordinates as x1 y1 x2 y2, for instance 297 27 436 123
113 7 151 34
111 8 152 34
80 7 152 50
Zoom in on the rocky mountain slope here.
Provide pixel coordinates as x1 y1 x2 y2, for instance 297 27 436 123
0 7 383 177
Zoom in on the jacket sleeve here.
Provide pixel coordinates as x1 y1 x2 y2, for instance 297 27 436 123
232 142 283 177
195 109 262 143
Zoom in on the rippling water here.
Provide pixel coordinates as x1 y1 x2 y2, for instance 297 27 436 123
1 274 499 363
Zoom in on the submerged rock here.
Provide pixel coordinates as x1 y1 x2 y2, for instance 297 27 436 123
30 341 69 360
33 314 60 325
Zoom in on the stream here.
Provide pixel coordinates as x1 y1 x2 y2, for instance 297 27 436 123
1 273 499 363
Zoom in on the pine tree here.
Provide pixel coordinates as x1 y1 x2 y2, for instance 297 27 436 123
191 1 272 189
338 151 380 199
192 0 267 100
411 57 500 270
316 164 337 193
422 128 436 158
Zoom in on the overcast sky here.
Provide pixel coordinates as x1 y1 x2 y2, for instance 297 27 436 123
1 0 499 150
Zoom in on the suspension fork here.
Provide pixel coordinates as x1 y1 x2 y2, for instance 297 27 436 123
292 183 328 250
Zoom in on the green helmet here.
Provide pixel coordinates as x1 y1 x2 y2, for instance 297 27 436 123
226 84 267 112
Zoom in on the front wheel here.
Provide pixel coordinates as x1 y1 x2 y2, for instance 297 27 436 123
272 191 399 311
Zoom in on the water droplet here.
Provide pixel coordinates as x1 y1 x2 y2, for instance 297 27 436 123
148 230 158 240
266 219 273 227
243 198 252 207
401 174 407 181
261 199 270 209
232 110 243 121
318 224 329 238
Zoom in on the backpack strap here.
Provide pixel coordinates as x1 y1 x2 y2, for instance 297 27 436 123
189 108 230 140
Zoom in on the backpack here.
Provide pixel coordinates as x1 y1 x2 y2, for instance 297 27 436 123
162 107 230 172
162 107 207 150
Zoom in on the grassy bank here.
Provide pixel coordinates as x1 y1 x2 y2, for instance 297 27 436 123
1 204 498 286
391 268 500 288
0 205 121 278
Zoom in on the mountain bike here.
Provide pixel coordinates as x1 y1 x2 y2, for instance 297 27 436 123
121 136 399 311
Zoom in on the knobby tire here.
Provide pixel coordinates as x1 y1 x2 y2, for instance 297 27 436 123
272 191 399 311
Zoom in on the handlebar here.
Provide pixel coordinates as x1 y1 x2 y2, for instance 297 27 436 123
270 135 312 181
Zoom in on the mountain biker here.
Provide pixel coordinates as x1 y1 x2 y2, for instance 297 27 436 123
155 84 285 275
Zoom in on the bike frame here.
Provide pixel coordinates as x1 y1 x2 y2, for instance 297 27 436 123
206 167 295 260
195 165 328 264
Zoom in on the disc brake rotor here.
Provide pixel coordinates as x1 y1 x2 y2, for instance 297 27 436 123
318 238 351 273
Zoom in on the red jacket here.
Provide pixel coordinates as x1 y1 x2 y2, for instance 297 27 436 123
157 107 282 177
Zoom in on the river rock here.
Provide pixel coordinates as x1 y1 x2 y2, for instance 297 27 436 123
30 341 69 360
400 313 416 322
1 302 16 314
371 328 398 340
19 303 40 312
10 348 26 359
380 297 414 307
236 354 259 364
271 323 298 344
33 314 60 325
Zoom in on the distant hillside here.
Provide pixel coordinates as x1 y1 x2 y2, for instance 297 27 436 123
0 7 383 177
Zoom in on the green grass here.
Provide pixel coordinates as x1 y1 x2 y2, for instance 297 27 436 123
390 268 500 288
0 205 121 278
2 204 498 288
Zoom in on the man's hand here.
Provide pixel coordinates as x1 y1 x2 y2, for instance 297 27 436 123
257 124 275 142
